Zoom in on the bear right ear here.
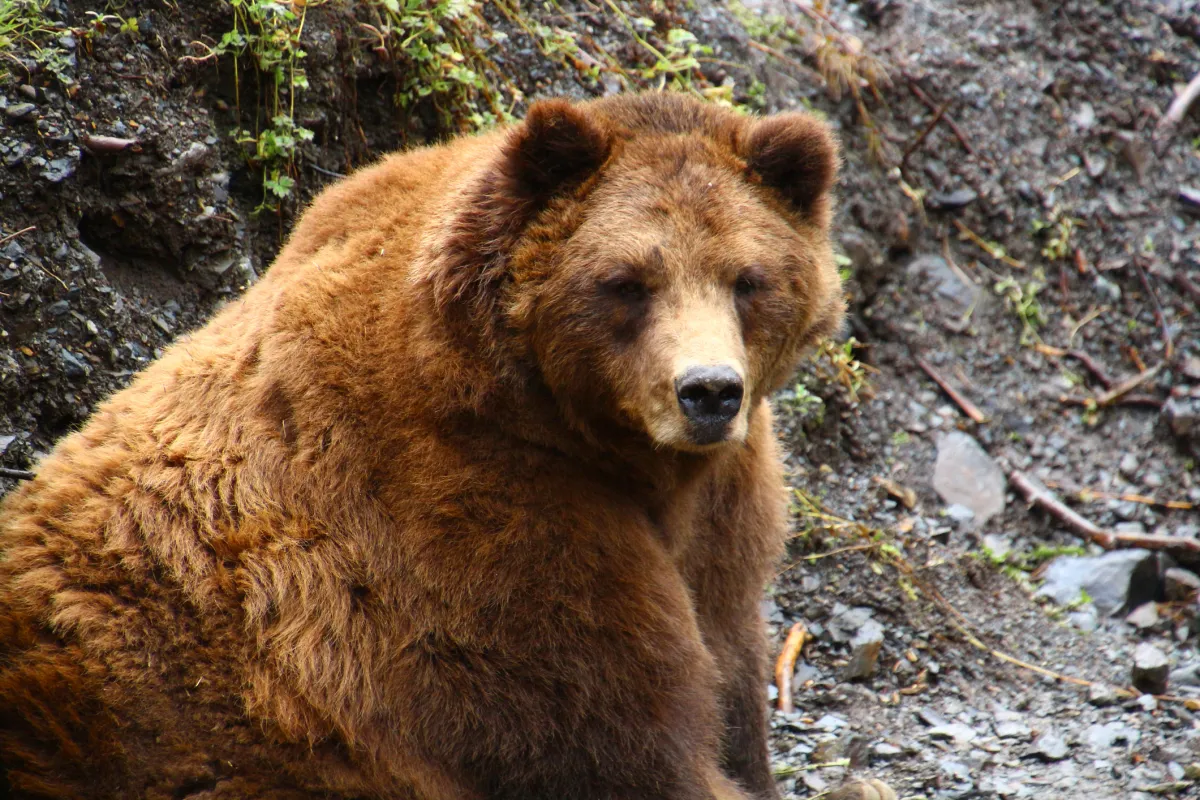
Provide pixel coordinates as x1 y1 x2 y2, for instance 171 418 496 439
741 113 840 218
425 100 611 351
498 98 612 201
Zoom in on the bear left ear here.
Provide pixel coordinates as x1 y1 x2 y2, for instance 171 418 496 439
500 98 612 200
741 113 840 216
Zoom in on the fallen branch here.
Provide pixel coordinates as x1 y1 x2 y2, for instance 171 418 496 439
1059 393 1163 410
1133 258 1174 360
1009 470 1200 553
0 226 35 247
901 100 951 164
1044 481 1194 511
953 219 1025 270
1174 271 1200 306
1096 364 1163 407
916 357 986 423
908 80 976 156
1067 350 1115 389
81 134 137 154
774 622 807 714
0 467 35 481
1154 69 1200 155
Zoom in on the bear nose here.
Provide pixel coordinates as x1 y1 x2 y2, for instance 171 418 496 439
675 366 744 433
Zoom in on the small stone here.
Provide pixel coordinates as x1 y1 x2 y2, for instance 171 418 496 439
944 504 976 527
843 619 885 680
932 432 1006 525
929 723 978 746
1179 186 1200 214
1088 683 1118 706
1119 453 1139 476
1132 642 1170 695
926 188 978 211
1125 602 1160 630
18 84 37 100
59 348 90 378
1165 567 1200 602
1036 549 1159 616
982 534 1011 561
4 103 36 120
1033 731 1070 761
872 742 903 759
1085 721 1139 750
1137 694 1158 712
995 719 1031 740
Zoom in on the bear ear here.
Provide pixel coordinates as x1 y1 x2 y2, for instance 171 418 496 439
742 113 840 216
500 98 612 199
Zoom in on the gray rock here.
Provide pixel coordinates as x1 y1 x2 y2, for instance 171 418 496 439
58 348 90 378
1036 549 1159 616
906 255 981 312
1164 388 1200 457
1125 602 1160 630
926 188 978 211
1165 568 1200 602
826 605 875 644
872 742 903 759
4 103 36 120
929 723 978 746
1120 453 1140 476
1132 642 1170 695
932 432 1006 525
1088 683 1118 706
842 619 884 680
1085 721 1140 750
1033 731 1070 761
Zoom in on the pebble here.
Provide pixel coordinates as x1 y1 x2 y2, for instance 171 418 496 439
1164 567 1200 602
842 619 884 680
1088 683 1118 706
1033 731 1070 761
4 103 36 120
1125 602 1160 630
1036 549 1159 616
932 431 1006 525
1131 642 1170 695
926 188 978 211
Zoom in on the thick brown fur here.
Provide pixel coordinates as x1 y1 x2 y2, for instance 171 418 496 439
0 93 845 800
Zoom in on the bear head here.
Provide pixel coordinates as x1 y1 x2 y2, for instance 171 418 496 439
427 93 843 454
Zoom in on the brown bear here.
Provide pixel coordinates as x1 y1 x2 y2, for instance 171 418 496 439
0 93 894 800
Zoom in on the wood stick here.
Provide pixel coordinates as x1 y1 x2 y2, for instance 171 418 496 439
1174 271 1200 306
1066 350 1114 389
1154 69 1200 155
916 357 986 423
0 226 35 247
1009 470 1200 553
0 467 35 481
1096 364 1162 407
908 80 975 156
902 100 951 164
774 622 807 714
1133 258 1173 359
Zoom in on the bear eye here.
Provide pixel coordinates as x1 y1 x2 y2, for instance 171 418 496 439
606 278 650 302
734 274 761 298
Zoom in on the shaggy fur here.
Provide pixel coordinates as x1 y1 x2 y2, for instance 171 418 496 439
0 93 846 799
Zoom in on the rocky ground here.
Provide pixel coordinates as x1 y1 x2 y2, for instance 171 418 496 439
2 1 1199 798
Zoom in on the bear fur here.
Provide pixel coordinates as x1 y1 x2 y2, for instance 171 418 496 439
0 92 845 799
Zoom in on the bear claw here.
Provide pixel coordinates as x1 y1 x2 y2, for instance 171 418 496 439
825 778 898 800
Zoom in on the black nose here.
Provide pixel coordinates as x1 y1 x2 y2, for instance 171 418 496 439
675 366 744 441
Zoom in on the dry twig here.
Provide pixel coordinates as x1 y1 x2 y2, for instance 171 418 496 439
0 226 35 247
0 467 35 481
1096 364 1163 407
907 80 975 156
774 622 807 714
1133 258 1174 359
1009 470 1200 553
1153 69 1200 155
901 100 951 164
916 357 986 423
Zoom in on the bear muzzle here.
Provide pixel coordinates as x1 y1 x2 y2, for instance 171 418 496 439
675 365 744 445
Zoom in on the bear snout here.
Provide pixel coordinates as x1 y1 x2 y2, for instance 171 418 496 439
674 365 744 444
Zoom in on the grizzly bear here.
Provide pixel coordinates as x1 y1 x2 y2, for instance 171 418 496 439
0 93 894 800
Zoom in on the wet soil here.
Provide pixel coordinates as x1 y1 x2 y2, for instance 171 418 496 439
2 1 1199 798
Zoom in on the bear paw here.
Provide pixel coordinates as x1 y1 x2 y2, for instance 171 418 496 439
825 778 897 800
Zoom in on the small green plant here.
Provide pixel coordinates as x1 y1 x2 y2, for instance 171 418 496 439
777 382 825 424
1032 207 1080 262
813 337 873 404
994 275 1047 345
